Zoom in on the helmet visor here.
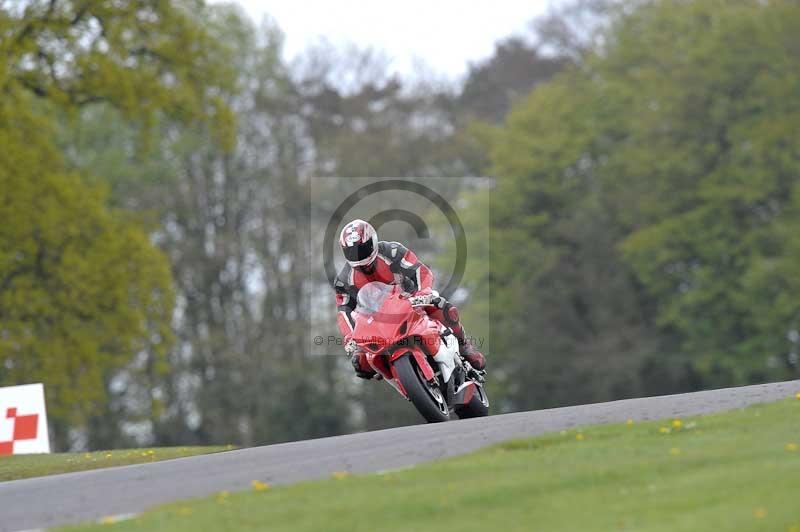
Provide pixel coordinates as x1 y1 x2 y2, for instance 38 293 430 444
343 238 374 263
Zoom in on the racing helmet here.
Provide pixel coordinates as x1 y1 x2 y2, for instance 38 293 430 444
339 219 378 267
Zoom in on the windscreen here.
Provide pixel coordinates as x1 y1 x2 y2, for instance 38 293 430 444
355 281 393 316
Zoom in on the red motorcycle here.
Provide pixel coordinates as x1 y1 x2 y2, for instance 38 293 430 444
351 281 489 422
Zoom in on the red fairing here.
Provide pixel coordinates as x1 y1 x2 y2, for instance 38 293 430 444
344 279 489 421
352 284 441 391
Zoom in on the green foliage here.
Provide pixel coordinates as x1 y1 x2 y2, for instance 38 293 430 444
0 95 174 433
0 0 237 448
9 0 572 445
13 0 798 447
459 36 568 124
611 0 800 383
481 0 800 411
1 0 237 149
61 7 360 447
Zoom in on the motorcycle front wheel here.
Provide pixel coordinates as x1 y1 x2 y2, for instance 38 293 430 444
394 354 450 423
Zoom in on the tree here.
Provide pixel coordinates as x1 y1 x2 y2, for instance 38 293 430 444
0 98 173 449
0 0 235 448
2 0 235 148
64 8 357 446
479 0 800 415
609 0 800 385
474 77 658 410
459 37 567 125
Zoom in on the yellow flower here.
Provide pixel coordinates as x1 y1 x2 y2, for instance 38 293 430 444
251 480 270 491
216 491 230 503
786 443 798 452
626 419 634 427
105 453 112 459
575 433 585 441
671 419 683 429
754 507 767 519
659 427 671 434
795 392 800 401
331 471 351 480
100 516 116 525
669 447 681 456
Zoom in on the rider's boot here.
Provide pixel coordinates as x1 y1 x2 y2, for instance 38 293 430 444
431 300 486 371
453 328 486 371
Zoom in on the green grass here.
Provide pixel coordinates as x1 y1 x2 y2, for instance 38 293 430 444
0 446 231 482
66 397 800 532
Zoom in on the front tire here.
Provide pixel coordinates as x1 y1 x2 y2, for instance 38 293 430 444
394 354 450 423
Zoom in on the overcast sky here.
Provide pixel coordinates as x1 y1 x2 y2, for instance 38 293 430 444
229 0 552 79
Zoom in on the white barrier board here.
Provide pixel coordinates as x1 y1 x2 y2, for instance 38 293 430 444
0 383 51 455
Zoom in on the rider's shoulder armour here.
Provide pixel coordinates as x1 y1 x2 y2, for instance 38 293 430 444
378 241 408 266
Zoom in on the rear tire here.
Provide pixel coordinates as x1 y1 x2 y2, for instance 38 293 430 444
394 354 450 423
454 383 489 419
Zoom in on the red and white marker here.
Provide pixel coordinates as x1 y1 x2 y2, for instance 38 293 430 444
0 383 51 455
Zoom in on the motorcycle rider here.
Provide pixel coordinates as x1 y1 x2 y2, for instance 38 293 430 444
333 219 486 379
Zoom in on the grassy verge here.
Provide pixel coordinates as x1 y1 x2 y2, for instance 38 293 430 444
0 446 231 482
67 396 800 532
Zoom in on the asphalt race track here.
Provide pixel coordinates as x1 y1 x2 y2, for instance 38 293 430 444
2 379 799 531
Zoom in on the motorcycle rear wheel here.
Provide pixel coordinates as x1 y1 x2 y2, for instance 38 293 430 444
394 354 450 423
454 383 489 419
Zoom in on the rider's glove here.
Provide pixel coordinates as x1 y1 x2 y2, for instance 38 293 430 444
409 289 443 308
344 339 358 355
